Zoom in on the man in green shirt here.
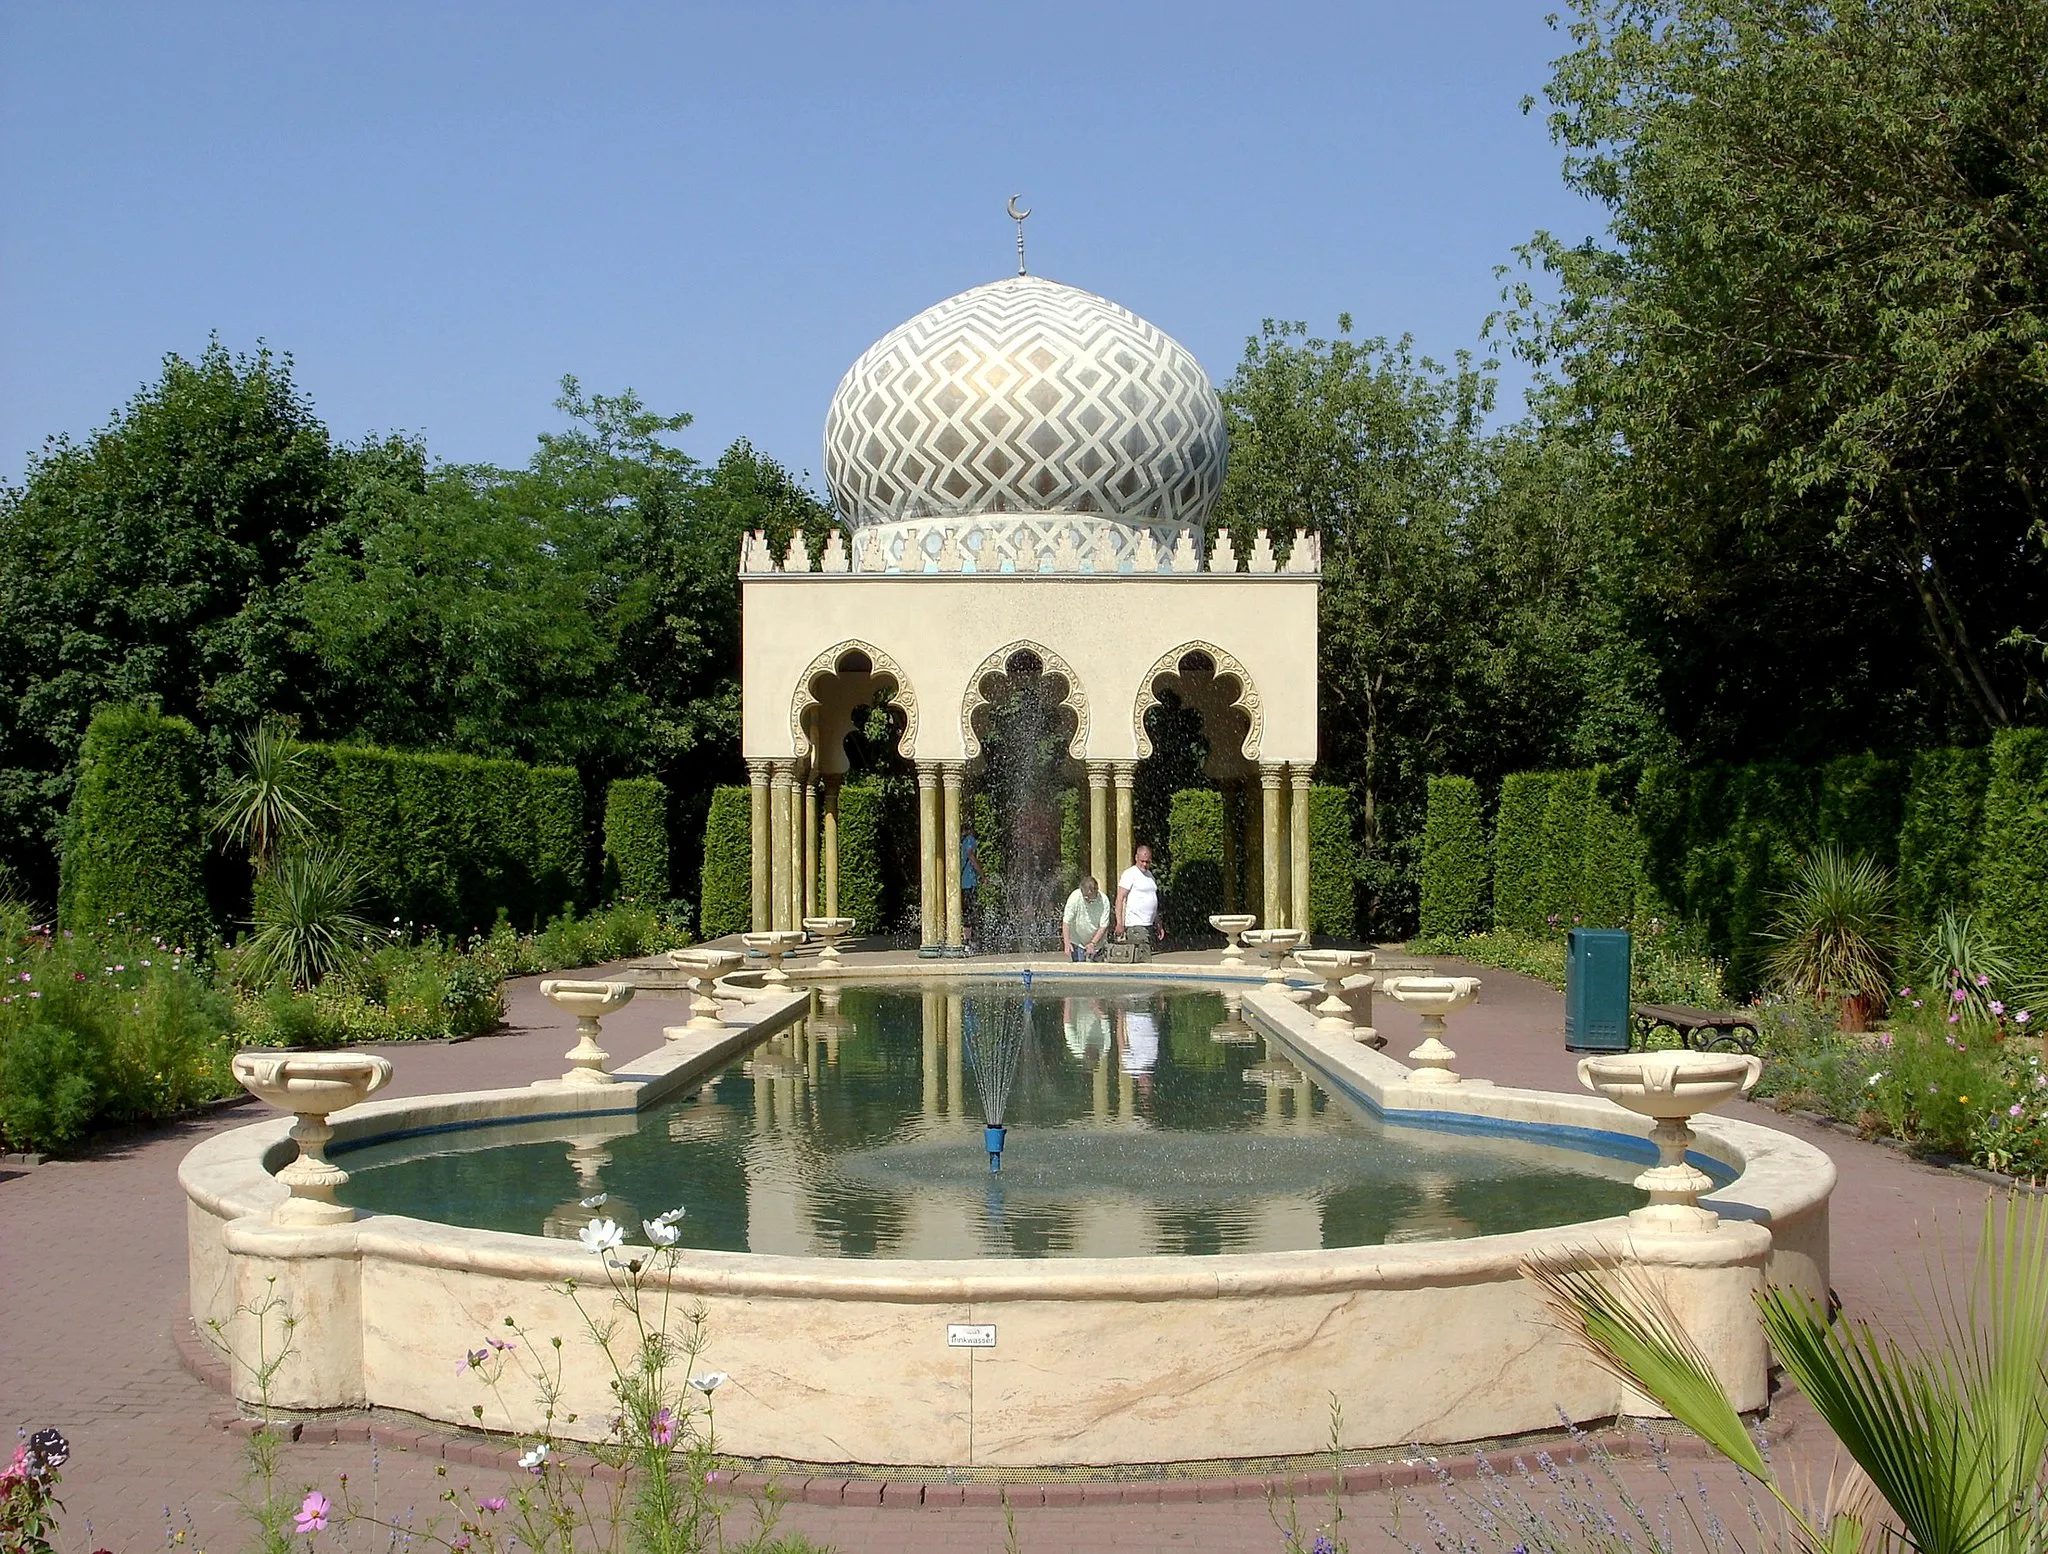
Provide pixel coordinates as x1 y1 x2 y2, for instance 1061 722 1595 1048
1061 875 1113 961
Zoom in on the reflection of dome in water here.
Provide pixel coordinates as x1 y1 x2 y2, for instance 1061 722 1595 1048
824 276 1227 532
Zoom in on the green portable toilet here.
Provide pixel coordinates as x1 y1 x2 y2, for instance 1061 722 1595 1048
1565 927 1632 1052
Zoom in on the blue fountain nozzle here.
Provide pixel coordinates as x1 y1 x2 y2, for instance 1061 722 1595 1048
984 1122 1007 1173
1021 968 1033 989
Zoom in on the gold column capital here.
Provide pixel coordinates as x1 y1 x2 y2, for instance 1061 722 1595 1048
1110 761 1138 789
1258 762 1286 792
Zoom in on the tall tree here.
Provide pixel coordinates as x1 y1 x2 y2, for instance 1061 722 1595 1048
1504 0 2048 747
0 342 348 899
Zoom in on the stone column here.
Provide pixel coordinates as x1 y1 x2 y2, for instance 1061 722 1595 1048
747 759 772 933
1087 763 1111 888
1246 780 1264 922
1220 780 1240 914
802 765 819 924
941 763 965 948
821 775 841 919
1112 762 1136 881
1259 764 1285 929
916 764 940 947
1290 765 1314 943
769 762 796 933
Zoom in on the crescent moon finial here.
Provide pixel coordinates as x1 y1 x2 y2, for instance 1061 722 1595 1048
1007 194 1031 275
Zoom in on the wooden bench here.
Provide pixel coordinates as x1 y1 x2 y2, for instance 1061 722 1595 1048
1632 1002 1761 1053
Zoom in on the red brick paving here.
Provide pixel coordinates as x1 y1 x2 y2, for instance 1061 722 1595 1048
0 952 2001 1552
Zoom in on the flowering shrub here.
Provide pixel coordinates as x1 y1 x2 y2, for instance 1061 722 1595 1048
0 906 235 1151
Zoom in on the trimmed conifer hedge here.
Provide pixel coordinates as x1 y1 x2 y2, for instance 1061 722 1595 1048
294 744 584 937
835 781 885 935
1536 769 1597 926
57 704 213 948
1418 775 1488 939
1308 785 1359 939
1491 772 1552 932
602 777 669 903
1167 789 1225 933
1897 746 1990 935
1978 727 2048 971
698 786 752 939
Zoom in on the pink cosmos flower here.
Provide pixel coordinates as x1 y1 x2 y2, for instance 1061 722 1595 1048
2011 1105 2025 1118
295 1491 330 1533
1877 1032 1894 1049
1976 973 1992 988
1953 988 1969 1003
1991 1001 2006 1016
651 1407 675 1447
479 1498 507 1514
1949 1014 1961 1025
2018 1011 2033 1025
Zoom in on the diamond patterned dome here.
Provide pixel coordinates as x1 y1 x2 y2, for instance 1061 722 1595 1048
824 276 1227 533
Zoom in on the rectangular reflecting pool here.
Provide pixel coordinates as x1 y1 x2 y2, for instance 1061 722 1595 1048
335 979 1653 1256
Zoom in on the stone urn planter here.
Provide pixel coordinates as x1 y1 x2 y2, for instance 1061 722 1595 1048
1240 928 1307 992
540 980 635 1085
1578 1049 1762 1233
1208 914 1258 967
1381 975 1481 1085
669 949 744 1032
741 930 807 984
1293 949 1372 1036
801 917 858 968
230 1050 395 1225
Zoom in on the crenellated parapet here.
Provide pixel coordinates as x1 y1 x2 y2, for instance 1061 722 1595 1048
739 522 1320 576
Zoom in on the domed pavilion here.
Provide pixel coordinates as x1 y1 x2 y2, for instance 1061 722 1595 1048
739 268 1321 950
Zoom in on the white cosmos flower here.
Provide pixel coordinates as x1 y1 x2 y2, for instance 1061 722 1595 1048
651 1206 686 1228
644 1219 681 1247
579 1193 607 1209
688 1372 727 1394
518 1443 549 1470
578 1218 626 1253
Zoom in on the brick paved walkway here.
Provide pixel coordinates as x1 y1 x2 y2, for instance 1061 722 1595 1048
0 951 1999 1553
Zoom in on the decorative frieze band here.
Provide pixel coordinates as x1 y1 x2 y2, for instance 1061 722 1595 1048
739 522 1320 577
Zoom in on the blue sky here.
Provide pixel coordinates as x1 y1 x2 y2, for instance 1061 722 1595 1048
0 2 1600 490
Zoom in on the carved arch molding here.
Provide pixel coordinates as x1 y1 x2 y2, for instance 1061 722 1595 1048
1132 641 1261 761
789 640 920 758
960 641 1091 760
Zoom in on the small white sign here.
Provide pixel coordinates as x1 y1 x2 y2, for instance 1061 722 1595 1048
946 1323 996 1348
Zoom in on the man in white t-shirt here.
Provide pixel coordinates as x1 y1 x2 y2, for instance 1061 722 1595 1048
1114 845 1164 963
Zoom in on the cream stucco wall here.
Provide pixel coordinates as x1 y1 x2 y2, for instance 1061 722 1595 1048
741 573 1319 765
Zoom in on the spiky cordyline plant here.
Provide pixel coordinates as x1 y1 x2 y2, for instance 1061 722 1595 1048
1527 1193 2048 1554
1766 846 1898 1009
240 847 371 990
209 720 327 871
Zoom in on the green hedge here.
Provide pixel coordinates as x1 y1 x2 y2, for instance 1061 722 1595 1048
294 744 584 937
835 781 885 933
1492 772 1553 932
1978 727 2048 972
602 777 669 903
1578 794 1647 929
1060 787 1084 891
1168 789 1225 932
1309 785 1359 939
1817 754 1905 869
1418 776 1488 939
57 704 213 949
698 786 752 939
1536 769 1597 927
1897 746 1990 935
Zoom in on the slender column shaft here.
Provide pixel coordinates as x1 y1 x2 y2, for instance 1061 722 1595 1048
942 763 964 948
821 776 841 919
786 767 805 932
747 760 772 933
1259 764 1285 929
1112 763 1136 882
802 768 819 923
1220 780 1240 914
916 764 940 947
1246 780 1264 921
769 762 796 933
1290 765 1314 943
1087 764 1111 888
